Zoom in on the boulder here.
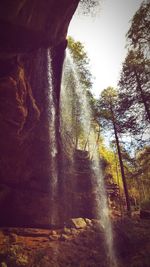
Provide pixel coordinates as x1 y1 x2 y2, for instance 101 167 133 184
68 218 87 229
85 218 92 227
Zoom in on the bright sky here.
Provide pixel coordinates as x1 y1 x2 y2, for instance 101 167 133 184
68 0 143 98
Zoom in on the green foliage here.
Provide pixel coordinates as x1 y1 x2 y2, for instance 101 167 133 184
136 146 150 176
97 87 114 123
82 1 150 213
99 141 123 187
64 1 150 211
97 86 130 134
118 49 150 126
135 146 150 201
118 1 150 153
127 0 150 55
78 0 100 15
98 87 118 120
61 36 97 151
61 62 87 150
68 36 93 90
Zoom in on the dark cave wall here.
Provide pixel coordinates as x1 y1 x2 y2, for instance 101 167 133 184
0 0 80 227
0 0 79 53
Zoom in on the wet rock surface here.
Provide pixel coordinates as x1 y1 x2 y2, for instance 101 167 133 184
68 150 97 220
0 0 79 228
0 59 53 227
0 218 149 267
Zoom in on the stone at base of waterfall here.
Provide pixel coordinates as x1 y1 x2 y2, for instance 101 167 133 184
49 230 60 241
63 227 72 235
60 234 71 241
69 218 87 229
85 218 92 226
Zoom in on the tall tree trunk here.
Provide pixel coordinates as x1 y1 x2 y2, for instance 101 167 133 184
134 67 150 122
114 152 123 217
111 108 131 214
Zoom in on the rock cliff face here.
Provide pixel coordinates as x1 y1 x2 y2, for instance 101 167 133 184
0 0 79 53
68 150 97 220
0 0 79 227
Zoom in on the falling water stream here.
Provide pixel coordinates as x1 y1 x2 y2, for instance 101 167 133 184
61 49 117 267
47 49 59 226
31 47 59 227
39 46 118 266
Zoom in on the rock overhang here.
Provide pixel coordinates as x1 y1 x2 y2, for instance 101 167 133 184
0 0 79 56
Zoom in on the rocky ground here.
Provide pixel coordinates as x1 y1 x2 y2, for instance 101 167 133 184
0 217 149 267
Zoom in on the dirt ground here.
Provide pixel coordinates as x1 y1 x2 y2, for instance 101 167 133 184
0 217 149 267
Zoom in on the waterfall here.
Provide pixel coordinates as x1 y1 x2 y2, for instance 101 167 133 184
30 47 59 226
32 46 117 265
47 49 59 226
60 58 77 219
61 49 117 267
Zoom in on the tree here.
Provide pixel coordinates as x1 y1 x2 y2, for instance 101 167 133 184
67 36 93 90
119 1 150 127
61 37 95 151
79 0 100 15
61 62 82 150
117 1 150 156
97 87 131 214
118 49 150 124
127 1 150 56
134 146 150 201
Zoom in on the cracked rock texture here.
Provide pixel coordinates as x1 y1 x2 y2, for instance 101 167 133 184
0 0 79 227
